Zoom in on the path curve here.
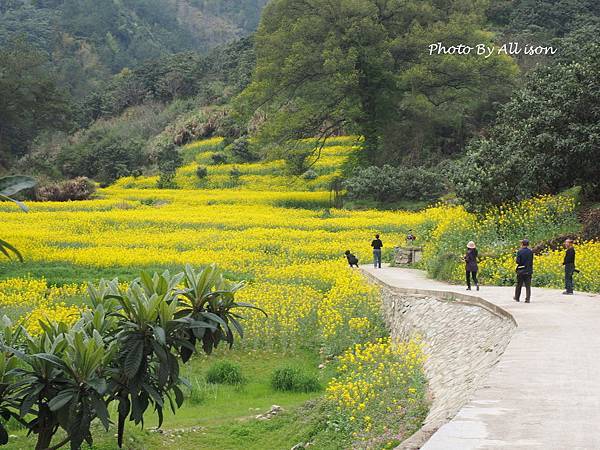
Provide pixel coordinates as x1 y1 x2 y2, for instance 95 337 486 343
362 265 600 450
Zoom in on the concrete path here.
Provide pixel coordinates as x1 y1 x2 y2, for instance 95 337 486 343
362 265 600 450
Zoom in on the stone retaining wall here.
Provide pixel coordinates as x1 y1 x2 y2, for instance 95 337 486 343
363 273 516 449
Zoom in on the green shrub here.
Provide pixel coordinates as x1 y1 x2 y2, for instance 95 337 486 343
59 132 145 186
286 151 311 175
206 361 246 385
227 137 259 162
155 141 182 189
301 169 318 180
270 367 321 393
229 167 242 179
428 252 460 281
196 166 208 179
344 165 445 203
222 167 243 188
211 152 228 165
156 172 177 189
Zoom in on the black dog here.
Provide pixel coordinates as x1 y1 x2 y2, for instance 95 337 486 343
345 250 359 268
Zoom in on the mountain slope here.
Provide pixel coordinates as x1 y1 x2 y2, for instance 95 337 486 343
0 0 268 96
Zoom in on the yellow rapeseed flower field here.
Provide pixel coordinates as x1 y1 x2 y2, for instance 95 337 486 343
0 136 597 443
327 337 428 441
0 137 597 344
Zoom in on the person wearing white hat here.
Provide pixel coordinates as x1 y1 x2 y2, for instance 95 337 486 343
464 241 479 291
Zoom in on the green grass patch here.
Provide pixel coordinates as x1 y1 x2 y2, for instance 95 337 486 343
270 366 322 393
3 348 336 450
0 261 250 286
206 361 246 386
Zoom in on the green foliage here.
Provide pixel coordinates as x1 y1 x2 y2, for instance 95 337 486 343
189 0 268 36
79 54 205 126
206 361 245 386
196 166 209 180
0 3 259 174
0 38 70 163
48 102 191 184
211 153 228 165
453 44 600 210
489 0 600 40
301 169 318 181
0 264 260 450
229 167 242 181
0 318 23 445
0 0 265 100
270 367 321 393
59 131 145 186
0 176 36 262
238 0 517 165
344 165 445 203
156 142 183 189
227 137 259 163
284 150 311 176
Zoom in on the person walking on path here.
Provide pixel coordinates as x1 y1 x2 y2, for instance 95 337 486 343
514 239 534 303
371 234 383 269
562 239 576 295
464 241 479 291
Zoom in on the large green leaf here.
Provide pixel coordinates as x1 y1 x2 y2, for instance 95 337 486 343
0 239 23 262
0 194 29 212
48 389 75 411
0 176 36 197
90 394 110 430
124 339 144 379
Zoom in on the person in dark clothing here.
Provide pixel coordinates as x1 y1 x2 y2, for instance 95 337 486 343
464 241 479 291
345 250 359 268
562 239 576 295
514 239 534 303
371 234 383 268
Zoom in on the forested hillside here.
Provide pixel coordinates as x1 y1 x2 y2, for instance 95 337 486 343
1 0 599 210
0 0 263 168
0 0 267 97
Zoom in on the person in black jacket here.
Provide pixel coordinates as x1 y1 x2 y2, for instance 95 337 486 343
562 239 576 295
514 239 534 303
371 234 383 268
464 241 479 291
345 250 359 268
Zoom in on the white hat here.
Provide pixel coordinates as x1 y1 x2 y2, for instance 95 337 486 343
467 241 476 249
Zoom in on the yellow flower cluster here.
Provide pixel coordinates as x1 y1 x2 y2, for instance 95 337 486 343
327 338 428 435
113 138 358 191
419 194 598 291
0 278 84 335
480 241 600 291
0 278 83 308
25 302 82 336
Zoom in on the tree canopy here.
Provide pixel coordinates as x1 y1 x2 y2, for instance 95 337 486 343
453 41 600 210
237 0 518 165
0 39 70 168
